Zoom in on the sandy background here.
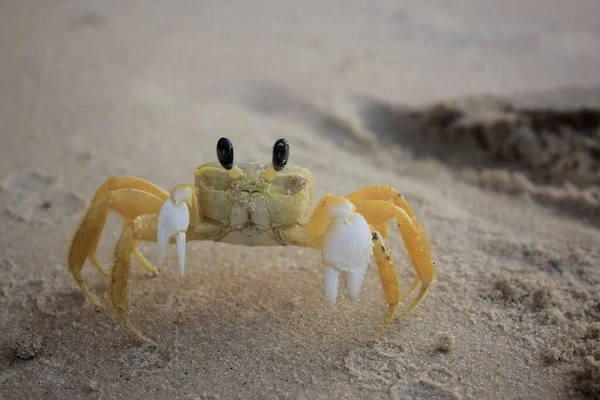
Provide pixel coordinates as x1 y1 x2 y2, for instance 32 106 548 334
1 0 600 398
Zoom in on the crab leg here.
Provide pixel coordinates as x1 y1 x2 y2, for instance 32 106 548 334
132 238 160 275
346 185 422 239
68 176 169 305
354 199 434 318
369 228 400 341
346 185 419 218
111 213 160 342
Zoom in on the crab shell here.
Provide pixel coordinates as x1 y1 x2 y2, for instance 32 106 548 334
193 161 314 246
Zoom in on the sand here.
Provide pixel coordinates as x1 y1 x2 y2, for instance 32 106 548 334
1 0 600 399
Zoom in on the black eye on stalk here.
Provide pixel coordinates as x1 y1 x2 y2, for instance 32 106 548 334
216 137 234 170
272 139 289 171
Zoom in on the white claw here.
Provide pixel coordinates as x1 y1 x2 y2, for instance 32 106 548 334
157 187 191 274
347 268 367 300
324 266 340 309
321 200 373 303
175 231 186 277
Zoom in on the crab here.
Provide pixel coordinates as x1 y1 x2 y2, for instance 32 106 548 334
67 137 434 342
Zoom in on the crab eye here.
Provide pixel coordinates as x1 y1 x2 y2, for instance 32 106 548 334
216 137 234 170
272 138 289 171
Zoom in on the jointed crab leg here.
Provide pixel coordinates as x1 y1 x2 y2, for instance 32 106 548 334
369 228 401 341
346 185 419 218
346 185 419 238
68 176 169 305
354 199 434 318
132 238 160 274
112 213 160 342
347 184 425 247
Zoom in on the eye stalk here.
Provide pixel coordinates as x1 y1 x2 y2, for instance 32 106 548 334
272 138 289 171
216 137 234 170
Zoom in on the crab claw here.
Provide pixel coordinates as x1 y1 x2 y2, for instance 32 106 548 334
322 200 373 308
157 185 191 277
324 266 340 309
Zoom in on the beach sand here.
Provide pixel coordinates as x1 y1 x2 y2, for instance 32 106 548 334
1 1 599 398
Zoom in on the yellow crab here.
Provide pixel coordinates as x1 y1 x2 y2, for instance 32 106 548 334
67 138 434 342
